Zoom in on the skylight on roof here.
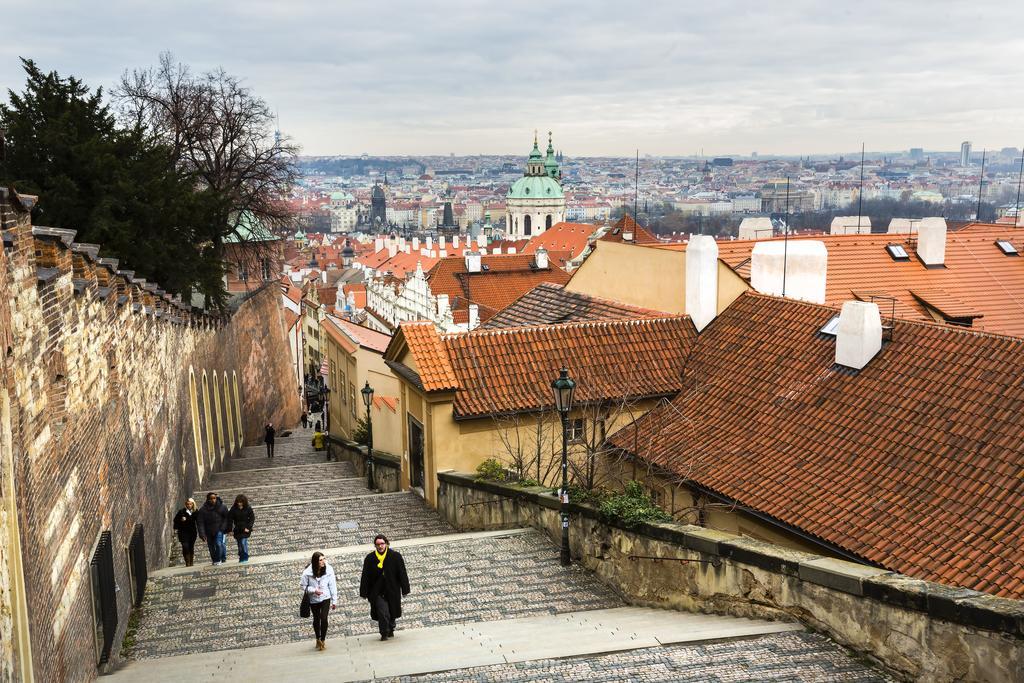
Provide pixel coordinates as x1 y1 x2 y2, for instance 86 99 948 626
819 315 840 336
995 239 1019 255
885 244 910 261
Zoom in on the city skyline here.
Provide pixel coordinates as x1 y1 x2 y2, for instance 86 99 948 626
3 1 1024 156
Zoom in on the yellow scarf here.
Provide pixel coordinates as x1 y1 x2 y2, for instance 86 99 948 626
375 549 387 569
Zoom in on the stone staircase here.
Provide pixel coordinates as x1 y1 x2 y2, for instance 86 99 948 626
130 424 889 681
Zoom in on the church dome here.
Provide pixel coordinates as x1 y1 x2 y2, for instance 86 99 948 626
507 175 564 200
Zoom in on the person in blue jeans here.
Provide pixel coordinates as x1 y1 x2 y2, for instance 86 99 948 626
196 492 229 565
228 494 255 563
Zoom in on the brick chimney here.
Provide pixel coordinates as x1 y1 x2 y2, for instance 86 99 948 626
751 240 827 304
534 247 549 269
465 250 481 273
916 217 947 267
835 300 883 370
685 235 718 332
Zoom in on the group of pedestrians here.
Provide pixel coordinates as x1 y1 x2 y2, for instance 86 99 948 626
173 492 256 566
300 535 411 650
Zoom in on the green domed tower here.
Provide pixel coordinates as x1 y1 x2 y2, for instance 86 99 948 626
506 131 566 238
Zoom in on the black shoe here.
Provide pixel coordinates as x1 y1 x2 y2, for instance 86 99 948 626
387 630 394 637
380 634 388 641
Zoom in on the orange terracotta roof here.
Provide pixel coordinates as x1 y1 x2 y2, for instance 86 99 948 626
523 222 599 260
332 317 392 353
610 291 1024 599
342 283 367 309
483 283 670 329
599 214 659 245
373 395 399 412
282 309 300 332
395 322 459 391
657 224 1024 337
429 316 694 417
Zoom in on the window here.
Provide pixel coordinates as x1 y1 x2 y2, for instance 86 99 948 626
89 531 117 665
996 239 1019 255
819 315 840 336
261 258 272 280
885 244 910 261
567 418 585 442
350 383 357 417
239 263 249 281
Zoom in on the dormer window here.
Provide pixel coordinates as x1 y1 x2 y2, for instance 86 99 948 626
819 315 840 336
885 244 910 261
996 239 1019 255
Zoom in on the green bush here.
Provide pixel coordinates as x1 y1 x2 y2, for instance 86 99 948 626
517 477 541 488
351 417 369 445
598 481 671 528
475 458 506 481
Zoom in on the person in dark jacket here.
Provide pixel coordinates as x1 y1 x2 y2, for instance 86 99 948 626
359 534 410 640
196 492 229 565
301 411 309 429
264 423 276 458
227 494 255 563
172 498 198 566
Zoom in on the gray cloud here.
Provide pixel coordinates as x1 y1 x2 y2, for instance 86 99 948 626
3 0 1023 155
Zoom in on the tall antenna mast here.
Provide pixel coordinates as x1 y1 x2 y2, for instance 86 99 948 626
783 176 791 297
976 149 987 221
1015 145 1024 226
856 142 865 232
634 148 639 226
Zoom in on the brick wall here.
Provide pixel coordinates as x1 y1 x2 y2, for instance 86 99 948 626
0 189 299 681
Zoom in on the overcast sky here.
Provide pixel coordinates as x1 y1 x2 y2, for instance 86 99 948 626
3 0 1023 157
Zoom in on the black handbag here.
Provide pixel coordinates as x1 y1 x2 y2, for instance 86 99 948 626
300 591 311 618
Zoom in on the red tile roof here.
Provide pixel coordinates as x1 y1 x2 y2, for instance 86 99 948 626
342 283 367 309
483 283 671 329
599 215 659 245
609 291 1024 599
324 315 392 353
392 316 695 418
657 224 1024 336
523 222 599 260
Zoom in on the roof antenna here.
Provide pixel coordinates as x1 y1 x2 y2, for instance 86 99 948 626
856 142 865 232
1015 145 1024 226
633 148 639 230
976 149 987 221
782 175 791 297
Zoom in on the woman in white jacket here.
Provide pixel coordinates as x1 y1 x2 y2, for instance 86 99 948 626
301 551 337 650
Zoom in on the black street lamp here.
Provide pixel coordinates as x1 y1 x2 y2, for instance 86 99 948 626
361 381 375 489
551 367 577 566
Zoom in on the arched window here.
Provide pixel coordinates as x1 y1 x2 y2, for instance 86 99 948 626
545 214 552 230
189 367 204 480
524 215 532 235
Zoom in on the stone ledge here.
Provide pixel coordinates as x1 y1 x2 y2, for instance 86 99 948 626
328 435 401 468
798 557 892 596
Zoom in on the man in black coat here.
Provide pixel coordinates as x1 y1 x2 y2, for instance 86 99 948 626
264 423 276 458
196 492 229 565
359 534 410 640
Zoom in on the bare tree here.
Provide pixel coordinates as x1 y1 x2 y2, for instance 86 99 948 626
116 53 299 307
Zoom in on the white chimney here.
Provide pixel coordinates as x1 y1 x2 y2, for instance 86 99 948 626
622 231 634 242
916 217 947 267
453 235 460 248
738 217 773 240
403 245 411 254
374 237 384 252
751 240 827 304
413 237 420 250
479 234 489 248
387 244 398 258
507 246 517 254
835 300 883 370
685 235 718 332
426 236 434 250
887 218 914 234
465 250 482 273
830 216 871 235
439 249 448 257
534 247 549 269
436 293 450 317
440 236 446 249
468 303 479 330
398 237 406 249
321 270 328 284
492 247 501 255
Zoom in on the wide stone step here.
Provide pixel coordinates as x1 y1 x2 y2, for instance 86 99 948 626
195 477 369 507
226 451 333 470
112 606 820 682
168 491 452 566
130 531 622 660
208 461 355 488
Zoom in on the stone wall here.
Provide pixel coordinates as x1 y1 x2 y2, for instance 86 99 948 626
327 435 400 492
0 189 299 681
437 472 1024 683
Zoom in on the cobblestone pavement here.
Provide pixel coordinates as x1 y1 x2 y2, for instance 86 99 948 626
196 477 370 506
226 451 334 470
208 461 355 488
131 532 622 659
381 632 890 682
168 492 455 565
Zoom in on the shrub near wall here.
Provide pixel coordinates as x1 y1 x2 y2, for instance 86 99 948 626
437 472 1024 683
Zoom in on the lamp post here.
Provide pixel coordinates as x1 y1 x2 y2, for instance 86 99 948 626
361 382 375 489
551 367 576 566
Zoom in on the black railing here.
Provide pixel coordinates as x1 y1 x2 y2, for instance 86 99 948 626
128 524 147 606
91 531 118 664
628 553 722 569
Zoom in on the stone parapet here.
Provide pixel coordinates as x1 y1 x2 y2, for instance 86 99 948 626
437 471 1024 682
327 435 401 492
